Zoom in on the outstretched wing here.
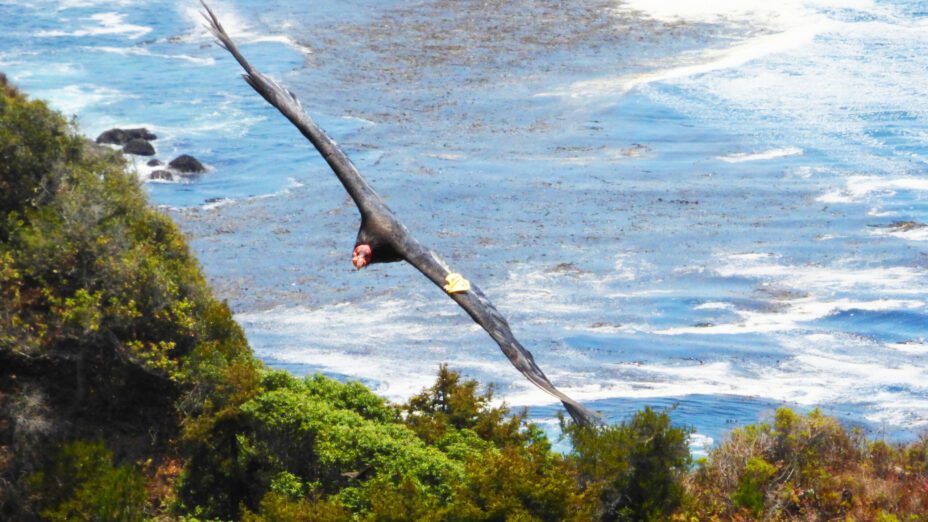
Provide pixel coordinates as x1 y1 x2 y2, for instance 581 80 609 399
202 2 597 426
200 0 385 217
401 238 599 426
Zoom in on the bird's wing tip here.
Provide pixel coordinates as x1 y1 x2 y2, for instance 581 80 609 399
199 0 233 49
564 401 603 428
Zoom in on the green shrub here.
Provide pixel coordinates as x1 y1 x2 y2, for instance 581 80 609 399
731 457 776 516
0 80 81 218
567 407 691 521
28 441 147 521
442 440 590 521
404 364 528 448
179 372 463 518
300 373 398 423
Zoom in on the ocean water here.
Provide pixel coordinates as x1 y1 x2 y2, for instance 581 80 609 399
3 0 927 451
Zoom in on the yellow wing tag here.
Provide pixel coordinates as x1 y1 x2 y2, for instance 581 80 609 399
443 273 471 294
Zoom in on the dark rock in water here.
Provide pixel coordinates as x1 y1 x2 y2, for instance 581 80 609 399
888 220 926 231
96 127 157 145
868 220 927 231
123 139 156 156
96 129 130 145
147 159 164 167
169 154 206 173
127 128 157 141
149 170 174 181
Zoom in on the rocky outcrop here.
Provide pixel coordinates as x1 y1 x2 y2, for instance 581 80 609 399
123 139 155 156
168 155 206 173
98 128 207 181
96 128 157 145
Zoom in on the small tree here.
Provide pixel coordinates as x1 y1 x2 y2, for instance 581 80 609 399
567 407 692 521
403 364 527 448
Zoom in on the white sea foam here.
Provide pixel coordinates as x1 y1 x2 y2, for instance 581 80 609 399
689 433 715 458
93 93 265 141
617 0 876 27
564 322 652 335
716 147 803 163
660 297 923 335
57 0 135 9
888 340 927 354
489 269 598 318
868 208 898 218
694 302 735 311
127 154 160 179
234 180 310 205
538 23 824 98
789 166 828 179
869 225 928 242
31 84 131 115
713 252 926 295
511 331 928 428
725 252 771 262
485 255 658 323
91 46 215 66
653 252 927 335
818 176 928 204
501 360 815 408
38 12 152 40
201 198 234 210
612 253 640 282
177 1 312 55
158 114 266 139
128 157 207 186
8 63 81 80
237 299 512 402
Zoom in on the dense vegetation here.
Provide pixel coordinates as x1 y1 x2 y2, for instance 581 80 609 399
2 74 927 521
0 72 261 519
677 409 928 521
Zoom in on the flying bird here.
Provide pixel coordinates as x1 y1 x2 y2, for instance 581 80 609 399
200 1 598 426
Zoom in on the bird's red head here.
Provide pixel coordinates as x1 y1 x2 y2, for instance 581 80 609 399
352 244 372 269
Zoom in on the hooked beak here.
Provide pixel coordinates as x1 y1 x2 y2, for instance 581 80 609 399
352 244 371 269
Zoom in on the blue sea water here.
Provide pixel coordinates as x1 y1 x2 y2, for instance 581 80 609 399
3 0 927 451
